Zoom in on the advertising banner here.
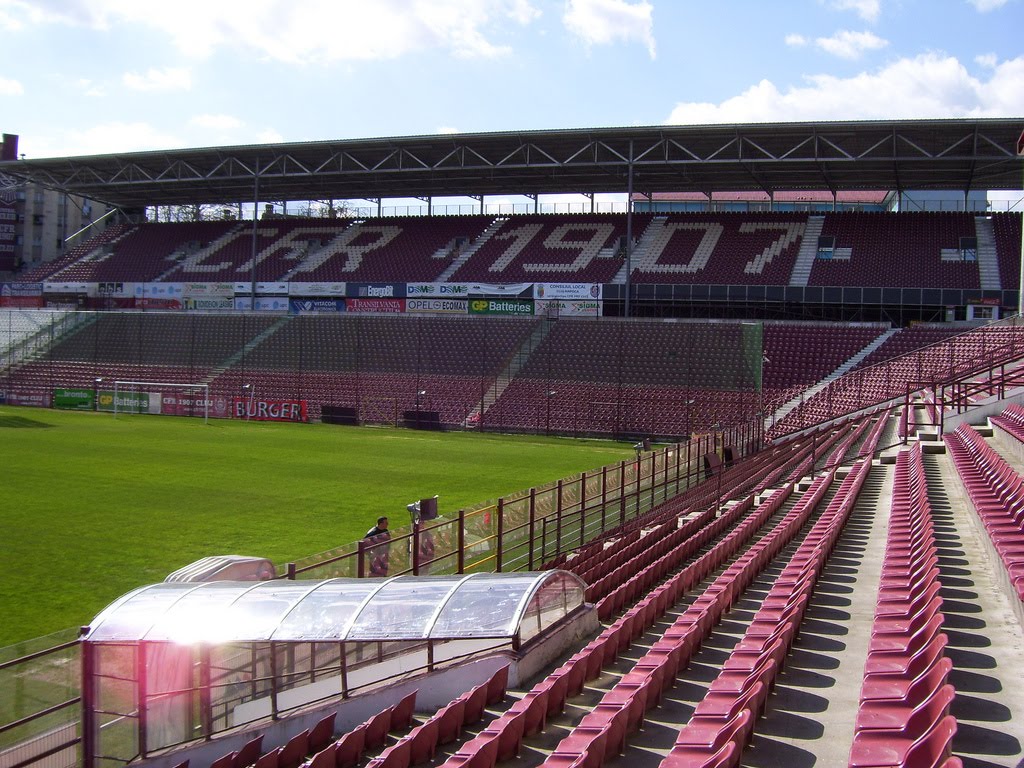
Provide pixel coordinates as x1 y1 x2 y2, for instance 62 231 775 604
0 295 44 308
288 282 346 297
233 296 290 312
5 390 51 407
233 281 289 295
468 298 535 316
53 388 95 410
534 283 603 300
467 283 533 297
289 298 346 314
346 298 405 314
135 283 183 309
184 296 233 311
232 397 308 422
347 283 405 299
96 282 138 298
1 283 44 308
406 298 468 315
183 282 234 297
97 390 161 414
87 297 137 310
405 283 471 298
2 282 43 296
535 299 602 317
161 393 229 418
43 281 92 295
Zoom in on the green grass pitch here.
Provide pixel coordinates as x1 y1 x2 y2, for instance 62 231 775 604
0 406 633 648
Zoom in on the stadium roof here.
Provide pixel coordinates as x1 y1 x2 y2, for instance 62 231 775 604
83 571 586 644
2 118 1022 209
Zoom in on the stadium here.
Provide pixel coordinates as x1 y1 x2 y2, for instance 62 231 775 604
1 117 1024 768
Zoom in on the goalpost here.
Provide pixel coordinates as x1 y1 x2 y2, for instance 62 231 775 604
110 380 210 423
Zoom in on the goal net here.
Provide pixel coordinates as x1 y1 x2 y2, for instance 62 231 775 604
104 381 211 423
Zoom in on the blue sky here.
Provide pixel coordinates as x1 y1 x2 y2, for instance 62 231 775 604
1 0 1022 164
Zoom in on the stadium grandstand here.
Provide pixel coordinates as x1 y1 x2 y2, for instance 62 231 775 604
2 118 1024 768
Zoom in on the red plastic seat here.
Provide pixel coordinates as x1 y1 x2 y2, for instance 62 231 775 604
481 710 526 762
307 743 337 768
855 683 954 733
309 712 337 753
253 747 280 768
391 691 417 732
233 735 264 768
406 718 439 765
334 726 366 768
278 729 310 768
850 713 956 767
486 665 510 706
368 738 410 768
460 682 489 726
662 739 737 768
364 707 394 751
434 698 466 745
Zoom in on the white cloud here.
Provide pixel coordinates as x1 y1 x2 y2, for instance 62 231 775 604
507 0 542 24
254 128 284 144
976 52 998 68
122 66 191 92
785 33 808 47
24 121 186 157
828 0 882 22
1 1 539 62
190 114 243 131
563 0 656 58
436 126 460 134
0 75 24 95
814 29 888 59
968 0 1010 10
76 78 105 97
666 53 1024 124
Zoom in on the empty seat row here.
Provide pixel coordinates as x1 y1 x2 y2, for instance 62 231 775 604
850 444 957 768
944 424 1024 601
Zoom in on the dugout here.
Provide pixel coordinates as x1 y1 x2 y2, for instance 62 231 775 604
80 571 587 764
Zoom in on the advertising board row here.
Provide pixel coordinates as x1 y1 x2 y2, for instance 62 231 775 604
285 297 601 317
43 387 309 422
0 281 604 314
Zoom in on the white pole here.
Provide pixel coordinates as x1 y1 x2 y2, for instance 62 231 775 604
1018 129 1024 318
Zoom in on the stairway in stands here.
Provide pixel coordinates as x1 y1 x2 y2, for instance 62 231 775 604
437 217 507 282
465 318 553 426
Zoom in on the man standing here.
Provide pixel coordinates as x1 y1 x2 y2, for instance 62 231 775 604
364 516 391 577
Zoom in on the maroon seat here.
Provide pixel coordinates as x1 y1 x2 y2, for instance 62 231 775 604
232 735 264 768
366 706 395 751
307 743 337 768
277 729 310 768
459 682 489 726
368 738 411 768
850 712 956 767
309 712 337 753
390 691 417 732
253 747 280 768
481 709 527 762
434 698 466 745
333 726 366 768
485 664 509 706
405 717 439 765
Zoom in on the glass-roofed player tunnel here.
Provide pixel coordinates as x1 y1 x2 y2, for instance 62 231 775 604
79 571 591 766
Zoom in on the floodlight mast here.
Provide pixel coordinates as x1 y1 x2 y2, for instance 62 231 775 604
1018 128 1024 318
